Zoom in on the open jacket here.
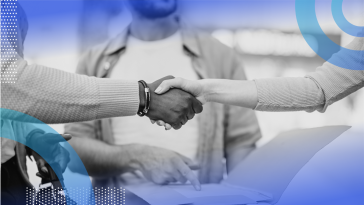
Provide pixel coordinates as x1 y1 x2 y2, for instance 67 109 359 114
65 25 262 186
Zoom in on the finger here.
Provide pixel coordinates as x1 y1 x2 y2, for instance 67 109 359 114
181 117 187 126
152 76 176 91
156 120 166 126
172 171 187 184
191 98 203 114
151 120 156 124
174 160 201 191
196 96 207 105
159 75 175 81
178 154 200 170
36 158 48 174
36 172 48 179
44 133 68 144
164 123 172 130
172 123 182 130
61 134 72 141
154 175 174 185
155 78 184 94
169 178 178 183
187 111 195 120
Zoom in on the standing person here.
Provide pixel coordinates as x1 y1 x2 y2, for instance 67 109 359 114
65 0 261 193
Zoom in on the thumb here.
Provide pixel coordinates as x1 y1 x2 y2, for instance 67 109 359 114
155 78 184 94
61 134 72 141
44 133 71 144
36 158 49 174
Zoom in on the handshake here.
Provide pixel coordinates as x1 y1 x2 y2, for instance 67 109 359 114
140 76 203 130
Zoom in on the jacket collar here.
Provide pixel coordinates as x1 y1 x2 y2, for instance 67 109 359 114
104 21 201 57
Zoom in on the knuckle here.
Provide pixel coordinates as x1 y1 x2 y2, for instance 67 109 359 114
181 170 188 177
171 155 179 162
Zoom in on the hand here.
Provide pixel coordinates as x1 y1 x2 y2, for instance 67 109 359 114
28 133 71 179
155 78 206 104
144 76 203 130
150 78 205 130
132 145 201 191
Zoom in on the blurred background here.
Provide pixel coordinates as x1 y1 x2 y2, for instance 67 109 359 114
18 0 363 186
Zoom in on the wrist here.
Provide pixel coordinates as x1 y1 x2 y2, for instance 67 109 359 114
118 144 145 170
145 82 158 118
200 79 214 103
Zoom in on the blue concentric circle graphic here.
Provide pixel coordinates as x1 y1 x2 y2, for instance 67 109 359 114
332 0 364 37
296 0 363 70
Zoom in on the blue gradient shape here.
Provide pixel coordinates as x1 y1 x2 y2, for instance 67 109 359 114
295 0 363 70
0 108 95 205
332 0 364 37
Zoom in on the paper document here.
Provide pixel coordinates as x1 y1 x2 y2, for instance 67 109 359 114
126 126 350 205
224 126 350 204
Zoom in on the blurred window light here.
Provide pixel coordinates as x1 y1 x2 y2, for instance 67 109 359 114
212 29 235 48
236 30 318 57
281 68 307 77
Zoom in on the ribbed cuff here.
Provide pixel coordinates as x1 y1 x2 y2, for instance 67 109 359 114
253 78 289 112
97 79 139 118
253 79 271 111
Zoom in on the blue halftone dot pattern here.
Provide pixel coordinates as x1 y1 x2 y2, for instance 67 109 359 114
1 0 18 84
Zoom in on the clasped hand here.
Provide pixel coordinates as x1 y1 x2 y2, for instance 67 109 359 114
147 77 205 130
145 76 203 130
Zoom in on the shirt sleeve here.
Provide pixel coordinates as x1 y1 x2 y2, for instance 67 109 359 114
254 37 364 113
1 1 139 123
1 53 139 124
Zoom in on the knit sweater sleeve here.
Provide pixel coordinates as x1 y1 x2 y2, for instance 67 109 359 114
1 55 139 124
254 37 364 113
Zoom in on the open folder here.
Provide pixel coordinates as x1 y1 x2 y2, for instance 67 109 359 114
126 126 350 205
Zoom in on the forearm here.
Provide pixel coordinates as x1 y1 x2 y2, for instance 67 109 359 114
1 57 139 123
254 37 364 112
68 137 141 179
201 79 258 109
254 77 326 112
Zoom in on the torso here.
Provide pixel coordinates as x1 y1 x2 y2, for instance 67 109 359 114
109 31 200 161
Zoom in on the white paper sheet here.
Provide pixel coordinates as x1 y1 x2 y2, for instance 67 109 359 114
126 126 350 205
224 126 350 204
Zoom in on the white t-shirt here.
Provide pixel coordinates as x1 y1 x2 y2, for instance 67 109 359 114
110 31 199 160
